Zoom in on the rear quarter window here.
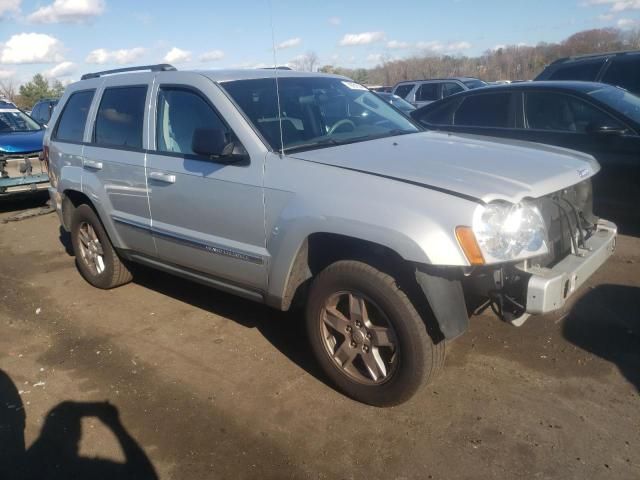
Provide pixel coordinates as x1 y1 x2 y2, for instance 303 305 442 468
53 90 95 143
549 59 606 81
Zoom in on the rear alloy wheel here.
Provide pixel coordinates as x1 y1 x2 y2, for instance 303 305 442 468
70 204 132 289
306 260 444 406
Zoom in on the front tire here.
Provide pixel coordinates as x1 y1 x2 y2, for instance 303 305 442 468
70 204 132 289
306 260 444 406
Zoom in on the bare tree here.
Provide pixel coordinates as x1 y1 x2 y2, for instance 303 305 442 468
289 51 319 72
0 79 18 103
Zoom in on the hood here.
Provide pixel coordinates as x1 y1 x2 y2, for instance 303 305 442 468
0 130 45 154
289 131 600 204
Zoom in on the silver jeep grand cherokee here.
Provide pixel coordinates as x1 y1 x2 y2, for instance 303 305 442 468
45 65 616 406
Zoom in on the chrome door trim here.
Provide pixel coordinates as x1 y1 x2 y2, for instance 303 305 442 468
111 215 264 265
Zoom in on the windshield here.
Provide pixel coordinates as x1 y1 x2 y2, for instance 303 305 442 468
0 109 42 133
462 79 487 89
588 86 640 125
221 76 420 153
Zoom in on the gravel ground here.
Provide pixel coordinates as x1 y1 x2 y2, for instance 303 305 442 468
1 193 638 479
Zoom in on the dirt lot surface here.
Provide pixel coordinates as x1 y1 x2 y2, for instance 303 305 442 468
1 194 639 480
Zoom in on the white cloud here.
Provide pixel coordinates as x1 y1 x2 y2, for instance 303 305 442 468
328 16 341 25
200 49 225 62
618 17 640 26
0 0 21 17
339 31 385 46
416 40 472 54
232 61 270 69
43 61 75 77
387 40 411 49
0 33 64 64
366 53 383 64
584 0 640 12
598 12 616 19
85 47 146 65
163 47 191 63
0 69 16 80
277 37 302 49
28 0 105 23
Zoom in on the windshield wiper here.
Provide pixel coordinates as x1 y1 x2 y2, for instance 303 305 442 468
284 130 416 154
284 137 341 153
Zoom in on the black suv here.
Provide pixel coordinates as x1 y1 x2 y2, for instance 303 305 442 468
535 50 640 96
30 98 58 126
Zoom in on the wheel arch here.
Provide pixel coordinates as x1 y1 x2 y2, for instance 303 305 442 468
268 231 423 310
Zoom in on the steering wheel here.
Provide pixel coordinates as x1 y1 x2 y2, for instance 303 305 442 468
328 119 356 135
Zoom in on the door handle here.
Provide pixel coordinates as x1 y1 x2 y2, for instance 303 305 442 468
148 171 176 184
83 159 103 170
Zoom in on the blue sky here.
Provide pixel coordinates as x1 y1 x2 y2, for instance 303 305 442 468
0 0 639 84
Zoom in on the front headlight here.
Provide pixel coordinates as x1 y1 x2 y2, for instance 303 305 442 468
468 202 548 264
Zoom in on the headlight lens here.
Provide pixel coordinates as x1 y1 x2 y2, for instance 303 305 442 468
472 202 548 263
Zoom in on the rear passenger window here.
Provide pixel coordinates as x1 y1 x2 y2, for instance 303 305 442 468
602 56 640 96
156 87 229 156
415 83 439 102
549 60 605 81
54 90 95 143
93 86 147 149
393 84 415 99
454 93 512 127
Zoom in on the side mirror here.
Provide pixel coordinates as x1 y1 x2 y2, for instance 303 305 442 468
192 128 235 159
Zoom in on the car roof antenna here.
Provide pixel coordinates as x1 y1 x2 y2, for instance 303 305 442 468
268 0 285 156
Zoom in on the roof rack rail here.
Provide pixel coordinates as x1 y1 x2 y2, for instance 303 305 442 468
81 64 176 80
556 49 640 63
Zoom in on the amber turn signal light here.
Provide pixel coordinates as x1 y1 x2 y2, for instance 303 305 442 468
455 226 485 265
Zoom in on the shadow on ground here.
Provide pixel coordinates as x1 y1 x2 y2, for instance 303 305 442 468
0 191 49 214
563 284 640 392
0 369 158 480
131 265 331 388
56 224 331 391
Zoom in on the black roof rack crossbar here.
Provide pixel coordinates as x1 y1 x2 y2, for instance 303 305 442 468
81 64 176 80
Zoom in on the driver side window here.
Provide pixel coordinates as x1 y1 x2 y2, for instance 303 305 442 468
156 87 229 155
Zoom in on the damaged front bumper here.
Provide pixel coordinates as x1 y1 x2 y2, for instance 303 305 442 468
517 219 617 315
0 152 49 194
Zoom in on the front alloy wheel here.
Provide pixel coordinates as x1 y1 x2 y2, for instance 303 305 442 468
320 291 398 384
306 260 445 406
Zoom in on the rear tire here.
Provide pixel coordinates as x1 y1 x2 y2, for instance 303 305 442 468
70 204 132 289
306 260 444 406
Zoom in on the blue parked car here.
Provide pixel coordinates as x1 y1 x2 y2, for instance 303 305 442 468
0 105 48 194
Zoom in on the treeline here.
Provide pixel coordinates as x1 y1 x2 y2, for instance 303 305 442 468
0 74 64 110
320 27 640 86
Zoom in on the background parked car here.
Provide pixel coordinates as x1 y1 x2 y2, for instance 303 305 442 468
0 105 48 194
0 99 17 109
410 81 640 233
535 50 640 96
391 77 487 108
374 92 416 114
30 99 59 126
